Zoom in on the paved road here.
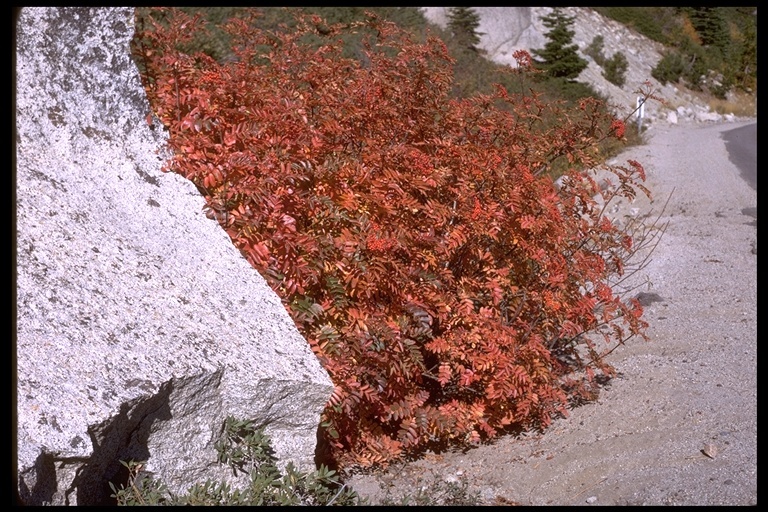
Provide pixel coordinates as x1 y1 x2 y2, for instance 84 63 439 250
721 123 757 191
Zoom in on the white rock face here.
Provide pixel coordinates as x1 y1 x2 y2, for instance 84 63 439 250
16 7 332 505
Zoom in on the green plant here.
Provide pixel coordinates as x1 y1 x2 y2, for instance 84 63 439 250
602 51 628 87
109 416 363 505
134 7 658 471
595 7 755 95
591 7 679 46
732 9 757 91
108 460 170 505
684 7 730 54
682 43 712 91
531 8 588 81
378 470 484 505
584 35 606 66
651 51 687 85
214 416 277 475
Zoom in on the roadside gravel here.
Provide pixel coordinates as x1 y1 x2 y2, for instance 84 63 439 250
345 119 757 506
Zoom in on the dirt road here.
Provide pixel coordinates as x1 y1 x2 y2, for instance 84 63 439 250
346 120 757 506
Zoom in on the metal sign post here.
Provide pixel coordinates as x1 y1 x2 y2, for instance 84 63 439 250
636 96 646 135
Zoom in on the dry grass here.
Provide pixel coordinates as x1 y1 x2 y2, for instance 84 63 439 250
696 89 757 118
660 87 757 120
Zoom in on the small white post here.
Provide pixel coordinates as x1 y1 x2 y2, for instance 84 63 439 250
636 96 646 135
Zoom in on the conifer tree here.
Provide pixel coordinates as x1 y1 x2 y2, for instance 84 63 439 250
686 7 730 54
736 11 757 90
447 7 483 52
531 8 588 81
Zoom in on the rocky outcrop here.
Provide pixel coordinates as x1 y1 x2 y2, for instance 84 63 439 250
16 7 333 505
420 7 752 127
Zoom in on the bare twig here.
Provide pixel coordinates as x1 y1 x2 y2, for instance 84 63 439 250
569 476 608 501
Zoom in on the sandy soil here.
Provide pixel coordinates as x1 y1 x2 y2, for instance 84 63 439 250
344 119 757 506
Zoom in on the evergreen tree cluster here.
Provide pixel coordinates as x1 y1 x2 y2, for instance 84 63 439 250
685 7 730 53
584 34 628 88
595 6 757 95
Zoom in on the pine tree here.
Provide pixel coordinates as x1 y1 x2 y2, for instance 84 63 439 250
687 7 730 54
447 7 483 52
531 8 588 81
736 11 757 90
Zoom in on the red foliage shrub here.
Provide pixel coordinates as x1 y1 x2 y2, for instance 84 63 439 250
133 8 652 468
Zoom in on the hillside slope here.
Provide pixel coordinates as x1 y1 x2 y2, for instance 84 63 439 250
421 7 754 127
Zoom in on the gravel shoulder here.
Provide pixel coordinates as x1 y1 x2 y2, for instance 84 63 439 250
346 120 757 506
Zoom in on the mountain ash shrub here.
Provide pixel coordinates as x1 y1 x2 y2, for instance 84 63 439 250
133 8 655 469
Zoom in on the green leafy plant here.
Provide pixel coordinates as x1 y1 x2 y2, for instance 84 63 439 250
108 460 170 505
109 416 362 505
602 51 629 87
133 7 660 470
651 51 687 85
214 416 277 475
378 470 484 506
652 43 712 93
584 35 606 66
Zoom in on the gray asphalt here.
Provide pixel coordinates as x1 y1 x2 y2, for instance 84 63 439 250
721 122 757 191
